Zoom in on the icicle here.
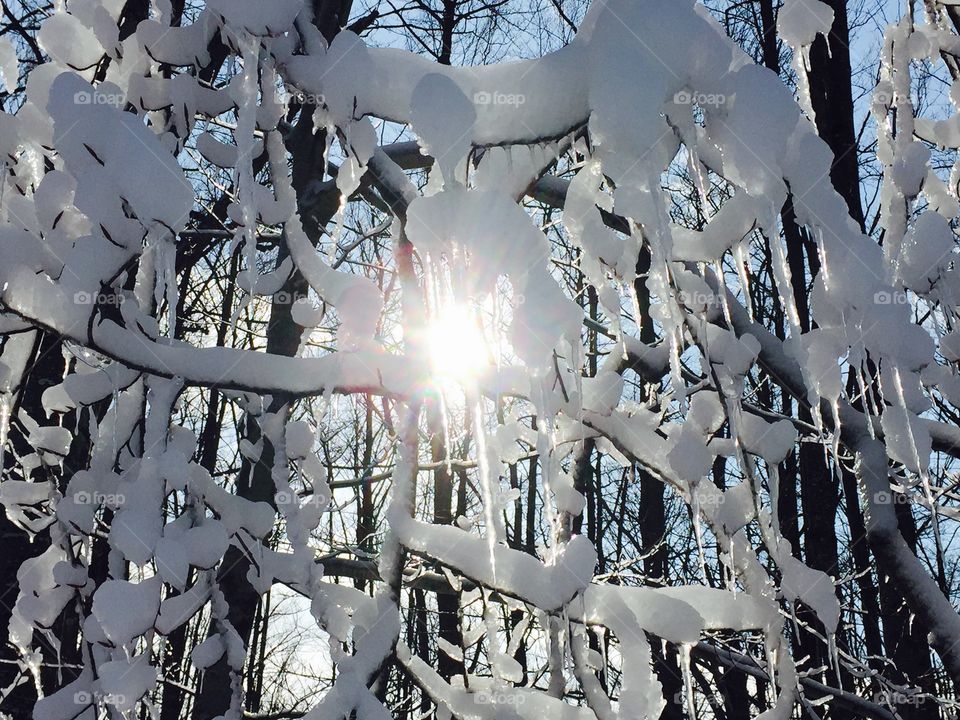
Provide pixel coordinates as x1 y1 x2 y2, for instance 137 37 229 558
546 613 567 698
163 237 178 336
0 390 9 476
680 644 696 718
828 632 842 686
733 240 753 320
427 265 456 478
686 146 710 210
726 539 736 594
766 216 803 339
892 365 948 570
768 464 782 538
794 47 817 123
331 135 365 258
230 34 262 314
690 490 708 582
0 161 6 224
321 121 334 182
766 643 779 707
534 410 561 559
473 396 504 571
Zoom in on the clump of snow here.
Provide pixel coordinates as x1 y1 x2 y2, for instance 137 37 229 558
0 37 18 93
92 577 161 646
898 211 955 293
777 0 834 48
285 420 315 459
410 73 476 186
207 0 303 36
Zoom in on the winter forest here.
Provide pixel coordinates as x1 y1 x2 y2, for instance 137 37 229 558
7 0 960 718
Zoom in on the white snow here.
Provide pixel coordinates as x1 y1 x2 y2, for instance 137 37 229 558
207 0 303 36
0 37 18 93
777 0 834 48
92 576 162 646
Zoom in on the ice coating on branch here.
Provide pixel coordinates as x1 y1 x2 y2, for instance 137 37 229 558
192 635 225 669
197 131 265 169
8 546 73 653
672 192 768 261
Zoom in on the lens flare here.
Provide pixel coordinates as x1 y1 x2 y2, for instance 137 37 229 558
426 304 489 383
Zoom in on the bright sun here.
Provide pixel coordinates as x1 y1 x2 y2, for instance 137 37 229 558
426 304 490 383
